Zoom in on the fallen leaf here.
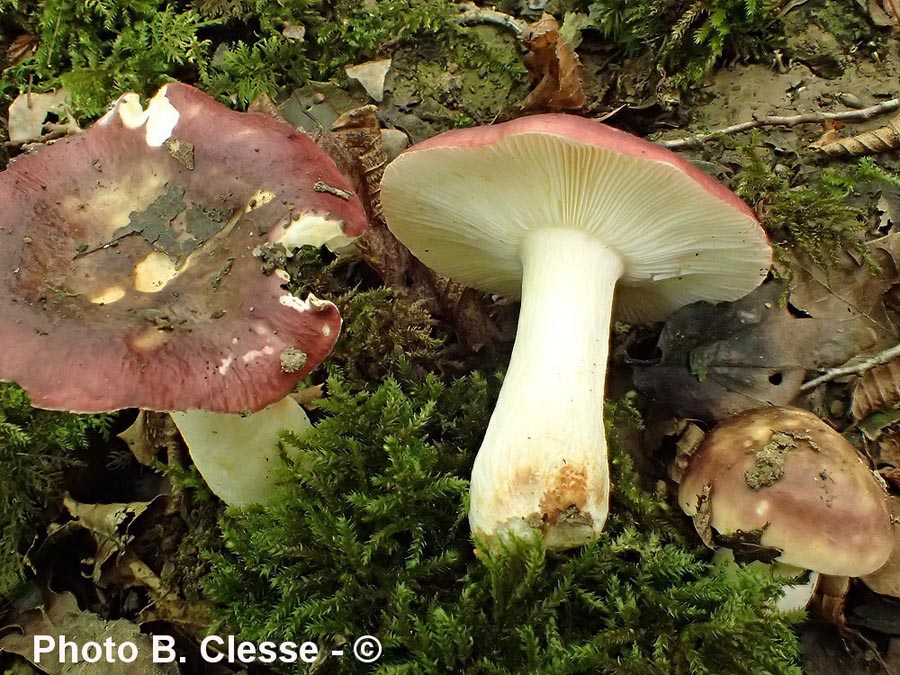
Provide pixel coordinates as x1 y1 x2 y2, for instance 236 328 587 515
117 411 171 466
0 589 179 674
852 359 900 420
7 89 70 144
345 58 392 103
5 34 39 68
520 13 586 112
61 495 154 584
632 281 839 419
281 22 306 41
323 105 504 351
868 0 900 28
784 232 900 358
810 113 900 156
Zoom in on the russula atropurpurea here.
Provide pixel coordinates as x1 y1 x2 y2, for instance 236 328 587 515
0 83 368 503
381 114 772 549
679 406 894 583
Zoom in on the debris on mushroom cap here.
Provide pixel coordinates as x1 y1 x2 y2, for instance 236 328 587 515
382 113 771 323
678 406 894 577
0 83 367 414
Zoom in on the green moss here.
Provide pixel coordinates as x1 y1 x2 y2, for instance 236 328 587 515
730 147 894 270
0 0 527 118
584 0 782 91
203 376 802 673
0 383 113 598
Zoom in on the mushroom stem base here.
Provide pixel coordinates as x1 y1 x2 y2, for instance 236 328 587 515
469 228 623 549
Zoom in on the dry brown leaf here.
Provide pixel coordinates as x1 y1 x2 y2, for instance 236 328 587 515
784 232 900 360
345 58 392 103
632 281 851 419
0 589 179 674
116 411 172 466
868 0 900 28
852 359 900 420
4 34 38 68
520 13 586 112
325 105 504 350
810 113 900 156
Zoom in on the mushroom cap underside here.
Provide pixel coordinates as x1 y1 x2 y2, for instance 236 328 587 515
381 114 771 323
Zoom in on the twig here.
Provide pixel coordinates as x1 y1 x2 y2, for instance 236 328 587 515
800 342 900 391
457 2 527 36
659 98 900 150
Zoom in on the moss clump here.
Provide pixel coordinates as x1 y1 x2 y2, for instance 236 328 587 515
731 150 897 270
203 376 802 673
0 0 526 118
584 0 782 91
0 383 113 598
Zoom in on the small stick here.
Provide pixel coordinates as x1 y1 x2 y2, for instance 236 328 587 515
801 342 900 391
457 2 527 36
659 98 900 150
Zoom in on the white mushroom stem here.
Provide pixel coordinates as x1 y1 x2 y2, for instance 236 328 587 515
469 228 624 549
170 396 311 506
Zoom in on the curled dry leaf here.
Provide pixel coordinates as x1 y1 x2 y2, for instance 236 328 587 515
520 12 586 112
810 113 900 156
0 589 179 675
868 0 900 29
345 58 392 103
325 105 503 350
853 359 900 420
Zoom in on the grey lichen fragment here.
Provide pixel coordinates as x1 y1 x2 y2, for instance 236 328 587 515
253 242 288 276
165 137 195 170
744 429 816 491
280 347 307 373
111 184 187 258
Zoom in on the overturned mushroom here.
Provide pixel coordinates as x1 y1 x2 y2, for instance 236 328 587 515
0 83 367 502
679 406 894 596
381 114 770 548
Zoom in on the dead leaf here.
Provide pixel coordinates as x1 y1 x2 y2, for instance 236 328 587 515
7 89 70 144
345 58 392 103
669 422 706 484
323 105 505 351
810 113 900 156
784 232 900 358
282 22 306 41
0 589 179 674
868 0 900 28
5 34 39 68
852 359 900 420
632 281 840 419
520 13 586 112
61 495 154 584
279 82 367 131
116 411 171 466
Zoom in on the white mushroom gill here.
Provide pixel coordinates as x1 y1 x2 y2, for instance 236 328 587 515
170 396 311 506
469 228 623 548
